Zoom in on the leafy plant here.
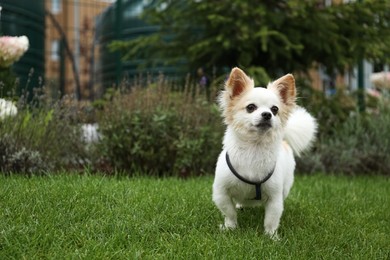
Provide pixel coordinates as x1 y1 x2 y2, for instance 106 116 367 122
0 68 18 98
0 94 90 175
297 102 390 175
96 77 224 176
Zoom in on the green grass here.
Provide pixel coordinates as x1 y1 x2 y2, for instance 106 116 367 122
0 174 389 259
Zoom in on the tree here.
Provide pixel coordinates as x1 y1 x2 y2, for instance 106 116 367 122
110 0 390 84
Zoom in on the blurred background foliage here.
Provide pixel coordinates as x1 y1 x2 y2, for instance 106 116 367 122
111 0 390 85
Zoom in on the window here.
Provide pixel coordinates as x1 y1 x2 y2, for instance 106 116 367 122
52 0 61 14
51 40 60 61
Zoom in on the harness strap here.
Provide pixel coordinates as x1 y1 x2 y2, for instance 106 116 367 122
226 152 274 200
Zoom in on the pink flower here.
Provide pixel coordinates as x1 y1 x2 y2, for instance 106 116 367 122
371 71 390 89
0 36 29 68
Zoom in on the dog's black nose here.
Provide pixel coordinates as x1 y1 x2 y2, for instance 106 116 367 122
261 112 272 121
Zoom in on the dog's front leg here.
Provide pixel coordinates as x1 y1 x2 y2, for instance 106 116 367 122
263 195 283 239
213 192 237 229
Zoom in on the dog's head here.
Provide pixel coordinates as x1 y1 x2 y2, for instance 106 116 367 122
219 67 296 140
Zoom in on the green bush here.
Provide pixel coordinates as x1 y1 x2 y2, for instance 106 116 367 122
0 67 17 98
297 101 390 175
293 77 390 175
0 95 90 175
96 79 224 176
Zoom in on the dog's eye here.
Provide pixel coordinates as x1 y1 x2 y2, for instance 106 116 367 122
271 106 279 115
246 104 257 113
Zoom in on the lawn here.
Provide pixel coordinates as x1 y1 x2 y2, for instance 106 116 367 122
0 174 389 259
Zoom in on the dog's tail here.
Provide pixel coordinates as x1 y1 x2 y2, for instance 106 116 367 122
284 106 317 156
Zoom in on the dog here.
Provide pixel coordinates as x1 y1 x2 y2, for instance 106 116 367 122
212 67 317 239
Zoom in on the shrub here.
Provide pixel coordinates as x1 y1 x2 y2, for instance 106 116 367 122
294 78 390 175
0 94 90 175
96 76 224 176
0 67 18 98
297 102 390 175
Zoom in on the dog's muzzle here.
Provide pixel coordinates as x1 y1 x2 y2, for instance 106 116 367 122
256 112 272 128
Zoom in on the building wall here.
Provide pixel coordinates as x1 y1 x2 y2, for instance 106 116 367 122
45 0 112 99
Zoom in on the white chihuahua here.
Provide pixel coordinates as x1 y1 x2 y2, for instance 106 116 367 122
212 68 317 239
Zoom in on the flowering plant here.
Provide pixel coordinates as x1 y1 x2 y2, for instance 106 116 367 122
0 98 17 119
371 71 390 90
0 35 29 68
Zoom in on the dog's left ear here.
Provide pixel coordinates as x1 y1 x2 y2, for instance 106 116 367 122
268 74 296 106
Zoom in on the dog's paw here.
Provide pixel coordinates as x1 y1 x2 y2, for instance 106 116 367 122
265 230 280 241
219 224 227 230
219 222 237 231
235 203 244 210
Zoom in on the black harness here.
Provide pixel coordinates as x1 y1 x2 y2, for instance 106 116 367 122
225 152 275 200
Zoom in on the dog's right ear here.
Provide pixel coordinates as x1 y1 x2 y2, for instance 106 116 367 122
225 67 254 99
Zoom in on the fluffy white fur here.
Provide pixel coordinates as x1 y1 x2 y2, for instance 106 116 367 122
212 68 317 239
284 106 317 156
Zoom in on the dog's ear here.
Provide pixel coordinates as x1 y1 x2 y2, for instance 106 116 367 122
268 74 296 106
225 67 254 98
